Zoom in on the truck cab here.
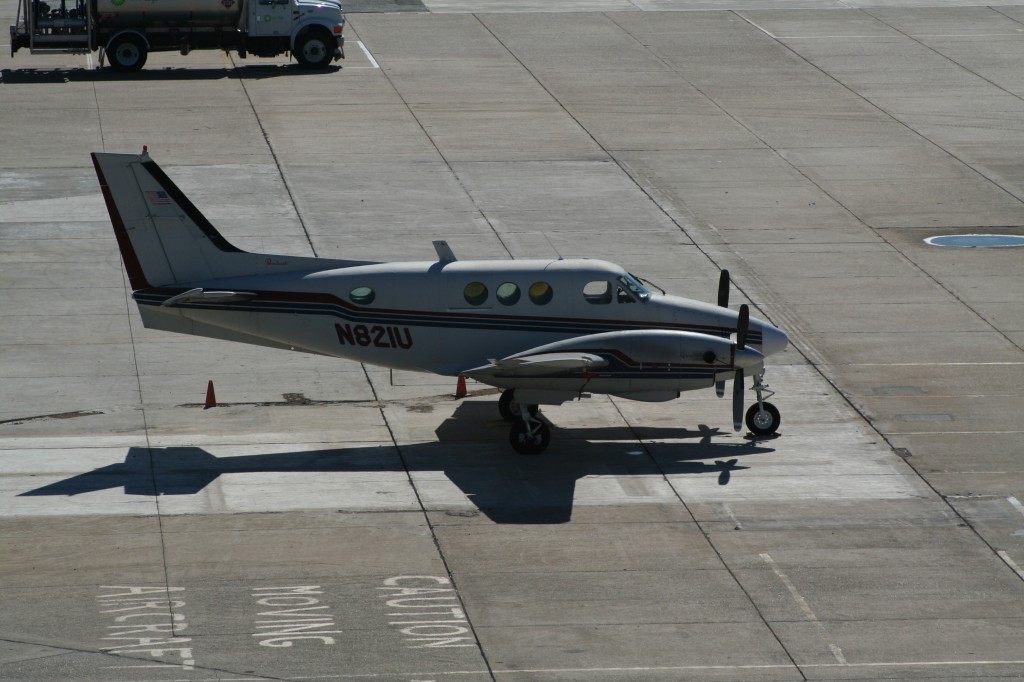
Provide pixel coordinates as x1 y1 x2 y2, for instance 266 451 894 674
242 0 345 69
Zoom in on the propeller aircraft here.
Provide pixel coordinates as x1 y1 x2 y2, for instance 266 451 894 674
92 150 788 454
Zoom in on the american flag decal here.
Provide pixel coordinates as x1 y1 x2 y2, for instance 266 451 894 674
146 190 172 205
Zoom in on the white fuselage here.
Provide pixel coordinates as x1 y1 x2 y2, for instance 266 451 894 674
136 258 786 379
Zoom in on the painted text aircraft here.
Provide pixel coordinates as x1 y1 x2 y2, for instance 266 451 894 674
93 150 788 453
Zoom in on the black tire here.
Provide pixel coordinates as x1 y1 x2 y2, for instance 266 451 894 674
107 34 148 72
745 402 781 436
509 420 550 455
294 30 334 69
498 389 538 423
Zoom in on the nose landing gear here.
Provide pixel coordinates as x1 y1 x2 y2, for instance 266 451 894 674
746 371 781 436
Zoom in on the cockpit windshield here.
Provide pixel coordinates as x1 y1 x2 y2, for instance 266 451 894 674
618 273 650 303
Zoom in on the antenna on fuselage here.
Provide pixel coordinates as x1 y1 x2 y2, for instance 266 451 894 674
433 240 457 263
542 234 564 260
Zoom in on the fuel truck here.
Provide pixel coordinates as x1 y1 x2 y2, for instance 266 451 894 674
9 0 345 71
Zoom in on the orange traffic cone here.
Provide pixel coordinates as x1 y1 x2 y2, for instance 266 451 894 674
204 380 217 409
455 375 467 399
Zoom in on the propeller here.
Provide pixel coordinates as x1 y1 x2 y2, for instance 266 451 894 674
717 269 730 308
715 269 731 398
736 303 749 350
732 304 750 432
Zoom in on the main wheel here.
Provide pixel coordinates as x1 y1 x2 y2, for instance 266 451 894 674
498 389 538 423
294 29 334 69
745 402 781 436
107 34 148 72
509 420 550 455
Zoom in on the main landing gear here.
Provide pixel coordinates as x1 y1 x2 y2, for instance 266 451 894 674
745 370 781 437
496 374 781 454
499 389 548 455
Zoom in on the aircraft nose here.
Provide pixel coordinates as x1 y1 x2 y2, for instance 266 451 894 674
760 323 789 357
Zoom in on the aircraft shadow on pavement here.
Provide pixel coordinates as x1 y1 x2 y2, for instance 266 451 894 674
0 64 337 84
19 403 774 524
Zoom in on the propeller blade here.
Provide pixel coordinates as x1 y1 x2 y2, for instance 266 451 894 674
716 380 725 398
732 369 744 431
736 304 749 350
717 269 730 308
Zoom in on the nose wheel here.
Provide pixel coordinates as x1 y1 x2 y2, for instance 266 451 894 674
746 371 781 436
745 401 780 436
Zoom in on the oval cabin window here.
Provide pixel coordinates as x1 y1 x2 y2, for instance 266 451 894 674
496 282 521 306
464 282 488 306
349 286 375 305
529 281 554 305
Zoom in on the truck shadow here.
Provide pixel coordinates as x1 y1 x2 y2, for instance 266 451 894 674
1 64 340 84
18 403 774 524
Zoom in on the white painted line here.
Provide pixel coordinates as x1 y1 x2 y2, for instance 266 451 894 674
946 494 1002 499
355 40 380 69
888 431 1024 436
776 35 894 39
154 660 1024 679
737 15 777 40
1007 496 1024 518
776 33 1024 39
997 551 1024 582
722 503 743 530
100 664 192 669
760 553 846 665
807 660 1024 668
851 362 1024 366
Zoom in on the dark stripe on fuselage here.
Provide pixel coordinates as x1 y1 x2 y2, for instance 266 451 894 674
133 289 765 344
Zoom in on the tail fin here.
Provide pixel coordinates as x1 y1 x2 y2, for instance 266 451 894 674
92 151 358 289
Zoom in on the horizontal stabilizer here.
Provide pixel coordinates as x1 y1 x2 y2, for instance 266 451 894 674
161 288 256 307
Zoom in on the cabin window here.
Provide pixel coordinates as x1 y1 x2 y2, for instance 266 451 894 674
349 286 375 305
529 281 553 305
583 280 612 304
463 282 488 306
496 282 521 306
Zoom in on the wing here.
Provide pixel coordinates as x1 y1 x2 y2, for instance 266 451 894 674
463 329 763 382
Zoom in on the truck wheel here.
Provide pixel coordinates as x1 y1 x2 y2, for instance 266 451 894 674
108 34 148 72
294 30 333 69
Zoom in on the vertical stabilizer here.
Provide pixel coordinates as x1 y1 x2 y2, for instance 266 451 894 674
92 151 246 289
92 151 368 289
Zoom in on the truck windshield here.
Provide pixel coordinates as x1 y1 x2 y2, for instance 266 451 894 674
618 274 650 303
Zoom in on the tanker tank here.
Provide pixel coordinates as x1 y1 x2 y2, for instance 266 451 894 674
94 0 242 28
